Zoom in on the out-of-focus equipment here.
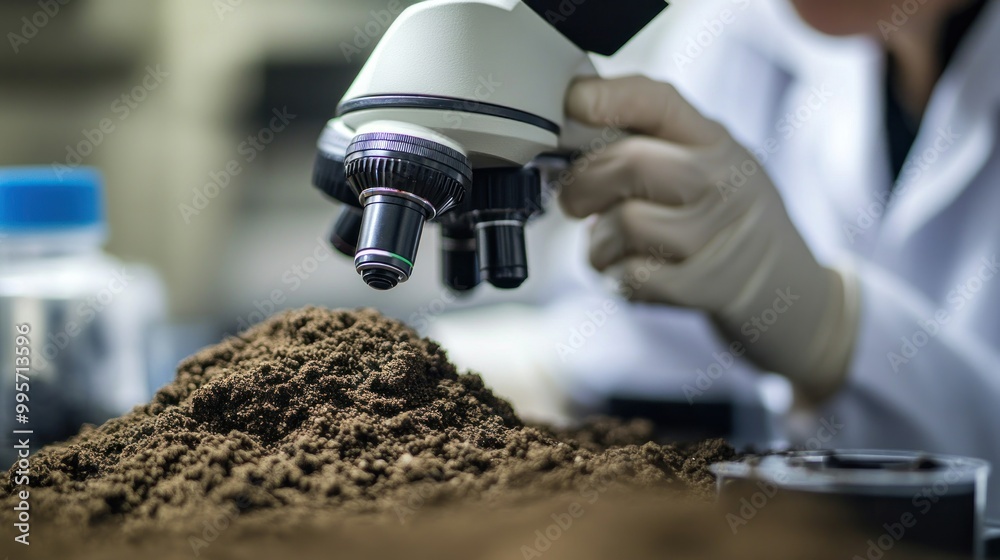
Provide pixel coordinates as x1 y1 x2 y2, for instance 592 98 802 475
0 168 166 466
713 451 992 559
312 0 668 291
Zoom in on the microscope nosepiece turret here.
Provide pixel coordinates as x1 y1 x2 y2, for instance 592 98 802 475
344 128 472 290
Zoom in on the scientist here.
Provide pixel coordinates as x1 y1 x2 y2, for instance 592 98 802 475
557 0 1000 509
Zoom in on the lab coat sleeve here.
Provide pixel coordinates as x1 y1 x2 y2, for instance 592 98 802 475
817 260 1000 514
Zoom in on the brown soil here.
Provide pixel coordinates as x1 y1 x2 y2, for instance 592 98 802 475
0 307 953 559
0 309 736 552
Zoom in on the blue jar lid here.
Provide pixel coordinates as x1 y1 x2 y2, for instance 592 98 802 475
0 167 105 232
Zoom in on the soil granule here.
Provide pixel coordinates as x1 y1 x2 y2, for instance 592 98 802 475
2 308 732 535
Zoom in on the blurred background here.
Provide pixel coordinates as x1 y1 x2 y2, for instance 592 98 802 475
1 0 774 448
0 0 684 328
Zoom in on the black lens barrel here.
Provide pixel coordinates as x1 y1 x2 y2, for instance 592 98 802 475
329 206 363 257
316 126 547 292
476 220 529 289
354 194 429 290
466 168 542 290
345 131 472 290
441 223 480 292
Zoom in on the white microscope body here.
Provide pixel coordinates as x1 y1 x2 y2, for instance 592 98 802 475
313 0 668 291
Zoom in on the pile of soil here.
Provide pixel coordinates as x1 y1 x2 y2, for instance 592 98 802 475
1 307 959 559
2 308 733 545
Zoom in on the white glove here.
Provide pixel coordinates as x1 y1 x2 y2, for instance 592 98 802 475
560 76 860 401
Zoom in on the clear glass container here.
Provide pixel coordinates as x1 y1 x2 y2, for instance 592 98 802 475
0 167 166 466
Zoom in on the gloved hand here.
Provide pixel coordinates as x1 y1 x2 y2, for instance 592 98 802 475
560 76 860 401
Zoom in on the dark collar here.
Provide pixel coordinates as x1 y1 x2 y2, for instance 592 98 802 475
884 0 990 183
940 0 990 71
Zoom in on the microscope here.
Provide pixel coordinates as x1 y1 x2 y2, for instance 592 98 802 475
313 0 668 292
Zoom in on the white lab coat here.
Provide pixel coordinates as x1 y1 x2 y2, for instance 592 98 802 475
541 0 1000 515
430 0 1000 516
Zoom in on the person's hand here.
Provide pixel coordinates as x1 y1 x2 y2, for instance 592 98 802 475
560 76 859 400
